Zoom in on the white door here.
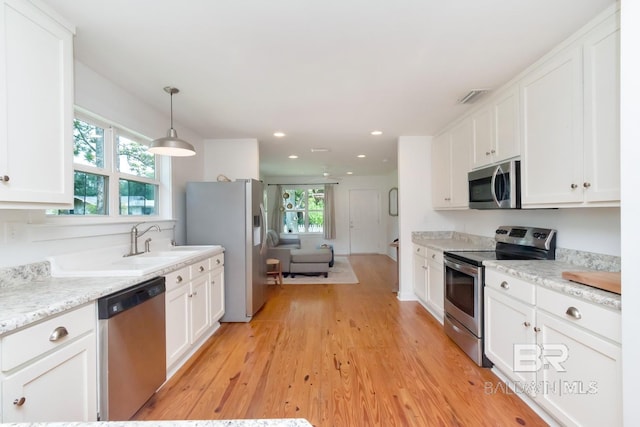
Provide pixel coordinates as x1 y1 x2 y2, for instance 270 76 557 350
349 189 380 253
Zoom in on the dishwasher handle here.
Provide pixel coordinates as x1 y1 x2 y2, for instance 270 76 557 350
98 276 165 319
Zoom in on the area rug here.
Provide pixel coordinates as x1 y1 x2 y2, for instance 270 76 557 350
282 256 359 284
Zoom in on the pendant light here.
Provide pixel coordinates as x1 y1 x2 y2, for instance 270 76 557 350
149 86 196 157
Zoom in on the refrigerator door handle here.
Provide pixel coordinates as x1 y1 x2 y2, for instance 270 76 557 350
259 203 268 255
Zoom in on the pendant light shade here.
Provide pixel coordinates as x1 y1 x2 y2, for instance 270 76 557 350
149 87 196 157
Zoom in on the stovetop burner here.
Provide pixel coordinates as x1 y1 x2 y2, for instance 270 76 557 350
444 226 557 267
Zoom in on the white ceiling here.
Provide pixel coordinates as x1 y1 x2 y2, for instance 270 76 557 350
40 0 614 178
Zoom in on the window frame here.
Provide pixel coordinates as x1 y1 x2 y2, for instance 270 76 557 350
282 185 325 235
46 109 166 222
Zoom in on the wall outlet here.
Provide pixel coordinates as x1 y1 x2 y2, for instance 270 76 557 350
5 222 27 242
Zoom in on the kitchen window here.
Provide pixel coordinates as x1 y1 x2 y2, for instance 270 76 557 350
48 114 161 217
282 187 324 234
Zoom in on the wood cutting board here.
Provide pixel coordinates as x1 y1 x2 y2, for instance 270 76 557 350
561 271 621 295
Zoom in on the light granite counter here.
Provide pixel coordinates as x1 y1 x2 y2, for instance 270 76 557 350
1 419 312 427
484 259 621 310
411 230 621 310
0 247 224 336
411 231 495 251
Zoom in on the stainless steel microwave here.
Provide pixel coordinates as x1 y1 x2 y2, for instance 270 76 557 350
468 160 521 209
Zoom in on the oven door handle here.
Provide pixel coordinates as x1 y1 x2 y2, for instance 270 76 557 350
444 257 479 276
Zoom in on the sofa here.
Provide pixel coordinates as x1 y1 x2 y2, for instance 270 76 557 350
265 229 301 273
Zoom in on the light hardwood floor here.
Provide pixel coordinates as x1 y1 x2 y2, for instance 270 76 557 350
134 255 547 426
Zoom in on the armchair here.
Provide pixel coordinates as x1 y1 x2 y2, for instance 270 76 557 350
265 229 301 273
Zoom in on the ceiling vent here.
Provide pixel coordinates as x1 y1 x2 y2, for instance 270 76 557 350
457 89 490 104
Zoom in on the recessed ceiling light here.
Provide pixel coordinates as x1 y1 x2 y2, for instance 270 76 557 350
357 154 366 158
323 172 330 177
274 132 286 137
288 155 298 159
346 171 353 175
371 130 383 136
310 148 330 152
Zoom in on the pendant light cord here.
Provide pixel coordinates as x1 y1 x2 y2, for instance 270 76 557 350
169 91 174 130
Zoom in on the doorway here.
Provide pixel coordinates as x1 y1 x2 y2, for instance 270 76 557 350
349 189 381 253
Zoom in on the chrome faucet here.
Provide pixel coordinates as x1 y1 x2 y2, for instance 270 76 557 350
124 223 161 257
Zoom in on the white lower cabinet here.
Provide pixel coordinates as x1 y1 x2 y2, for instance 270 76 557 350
0 303 97 422
189 274 210 344
165 253 225 375
412 245 444 323
210 264 225 324
535 288 621 427
165 278 191 370
484 287 536 386
484 268 621 427
426 249 444 322
412 245 428 303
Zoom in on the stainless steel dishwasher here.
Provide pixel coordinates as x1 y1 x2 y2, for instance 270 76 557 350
97 276 166 420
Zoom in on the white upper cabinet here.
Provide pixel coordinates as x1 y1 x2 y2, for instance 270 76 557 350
0 0 74 207
520 10 620 208
431 118 471 210
520 45 584 206
582 12 620 204
492 86 520 163
471 85 520 169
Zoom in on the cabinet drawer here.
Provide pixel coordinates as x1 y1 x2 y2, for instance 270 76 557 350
426 248 443 264
1 303 95 372
190 257 212 280
165 266 190 292
211 253 224 270
485 269 535 305
413 245 427 257
537 286 621 343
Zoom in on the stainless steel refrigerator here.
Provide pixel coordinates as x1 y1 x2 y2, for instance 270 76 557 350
186 179 267 322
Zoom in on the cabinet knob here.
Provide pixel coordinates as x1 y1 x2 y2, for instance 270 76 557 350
0 175 9 182
523 321 531 327
534 327 541 333
199 265 205 272
583 182 591 189
566 306 582 320
13 397 26 406
431 254 436 259
176 275 183 283
500 281 510 290
193 291 198 296
490 149 495 154
49 326 69 342
216 259 221 265
485 151 491 156
570 183 578 189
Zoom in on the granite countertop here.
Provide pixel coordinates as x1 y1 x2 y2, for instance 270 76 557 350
484 259 621 311
0 248 224 336
2 419 312 427
411 231 495 252
411 230 621 310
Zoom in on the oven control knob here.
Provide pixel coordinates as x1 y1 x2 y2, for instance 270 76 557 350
539 233 547 239
533 232 540 238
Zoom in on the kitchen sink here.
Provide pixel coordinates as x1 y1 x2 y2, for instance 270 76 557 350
47 243 222 277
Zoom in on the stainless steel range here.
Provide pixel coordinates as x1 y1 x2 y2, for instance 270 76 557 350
443 226 556 367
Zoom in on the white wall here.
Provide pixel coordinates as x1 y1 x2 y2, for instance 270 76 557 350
203 139 260 181
397 136 456 300
621 0 640 424
263 174 398 257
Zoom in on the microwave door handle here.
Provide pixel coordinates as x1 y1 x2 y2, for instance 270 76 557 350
490 166 501 207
